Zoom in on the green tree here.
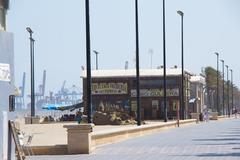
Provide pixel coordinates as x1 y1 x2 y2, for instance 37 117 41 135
204 66 240 113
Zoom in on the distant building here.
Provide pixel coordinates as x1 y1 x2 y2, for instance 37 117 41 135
82 68 193 120
189 75 206 113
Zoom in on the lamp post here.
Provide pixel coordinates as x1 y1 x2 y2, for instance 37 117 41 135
148 49 153 69
214 52 219 114
177 10 184 120
163 0 168 122
220 59 224 115
85 0 92 123
26 27 35 122
225 65 230 117
93 50 99 70
230 69 233 115
135 0 141 126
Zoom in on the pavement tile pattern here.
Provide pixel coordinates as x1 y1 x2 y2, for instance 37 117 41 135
28 119 240 160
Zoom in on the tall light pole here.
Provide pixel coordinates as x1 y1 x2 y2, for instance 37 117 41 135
148 49 153 69
230 69 233 115
225 65 230 117
85 0 92 123
214 52 219 114
26 27 35 122
135 0 141 126
163 0 167 122
93 50 99 70
177 10 184 120
220 59 225 115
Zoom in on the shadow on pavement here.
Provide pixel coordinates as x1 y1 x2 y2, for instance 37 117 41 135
196 152 240 157
198 142 240 145
193 138 240 141
217 134 240 137
221 131 240 134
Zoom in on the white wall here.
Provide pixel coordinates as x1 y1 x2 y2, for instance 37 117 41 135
0 31 15 160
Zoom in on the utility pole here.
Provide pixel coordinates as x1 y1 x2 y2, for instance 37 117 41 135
85 0 92 123
135 0 141 126
26 27 35 123
162 0 168 122
177 10 184 120
93 50 99 70
225 65 230 117
148 49 153 69
214 52 219 114
220 59 225 115
230 69 234 115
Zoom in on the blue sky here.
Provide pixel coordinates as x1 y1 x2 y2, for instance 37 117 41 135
7 0 240 96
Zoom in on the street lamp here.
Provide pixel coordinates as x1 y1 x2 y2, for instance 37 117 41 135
163 0 168 122
93 50 99 70
135 0 141 126
85 0 92 123
177 10 184 121
225 65 230 117
230 69 233 115
220 59 224 115
214 52 219 114
26 27 35 123
148 49 153 69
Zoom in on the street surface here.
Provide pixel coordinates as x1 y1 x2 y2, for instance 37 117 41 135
28 118 240 160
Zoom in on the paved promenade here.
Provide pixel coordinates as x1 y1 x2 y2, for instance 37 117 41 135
18 119 174 146
28 118 240 160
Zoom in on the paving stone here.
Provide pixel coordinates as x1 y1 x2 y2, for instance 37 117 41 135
27 119 240 160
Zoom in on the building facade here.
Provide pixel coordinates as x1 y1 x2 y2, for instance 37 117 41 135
0 31 15 160
189 75 206 113
82 69 192 120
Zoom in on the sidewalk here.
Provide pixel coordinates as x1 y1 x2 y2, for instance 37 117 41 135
17 120 175 146
17 119 195 148
26 118 240 160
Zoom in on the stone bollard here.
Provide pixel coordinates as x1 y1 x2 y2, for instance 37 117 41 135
210 112 218 120
24 116 40 124
190 113 200 123
64 124 94 154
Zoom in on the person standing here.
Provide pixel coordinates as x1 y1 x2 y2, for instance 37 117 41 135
75 110 82 124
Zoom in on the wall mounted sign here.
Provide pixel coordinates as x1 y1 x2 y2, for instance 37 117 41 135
131 88 179 97
92 83 128 95
0 63 11 82
131 101 137 112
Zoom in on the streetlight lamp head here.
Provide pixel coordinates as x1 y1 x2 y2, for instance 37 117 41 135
177 10 184 16
225 65 228 68
220 59 224 63
93 50 99 54
214 52 219 56
26 27 33 34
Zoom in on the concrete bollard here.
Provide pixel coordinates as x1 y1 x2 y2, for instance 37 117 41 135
190 113 200 123
64 124 94 154
24 116 40 124
210 112 218 120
